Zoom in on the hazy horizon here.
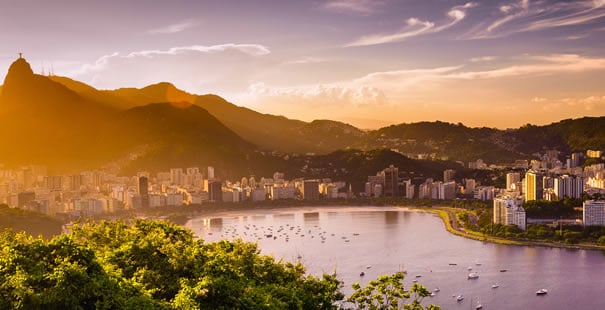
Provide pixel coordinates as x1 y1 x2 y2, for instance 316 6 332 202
1 0 604 129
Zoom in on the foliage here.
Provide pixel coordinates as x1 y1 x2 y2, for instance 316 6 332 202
0 220 345 309
522 199 579 219
0 205 63 238
347 272 440 310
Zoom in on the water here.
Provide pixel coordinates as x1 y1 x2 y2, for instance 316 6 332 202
185 206 605 309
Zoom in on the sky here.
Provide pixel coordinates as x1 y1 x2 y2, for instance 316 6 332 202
1 0 604 129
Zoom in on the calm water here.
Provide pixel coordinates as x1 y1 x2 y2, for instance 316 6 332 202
185 206 605 309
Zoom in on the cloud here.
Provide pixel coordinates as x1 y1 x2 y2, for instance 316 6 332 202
148 20 198 34
66 44 272 95
531 96 547 102
469 56 497 62
321 0 382 15
346 2 476 46
465 0 605 39
283 56 325 65
124 44 271 58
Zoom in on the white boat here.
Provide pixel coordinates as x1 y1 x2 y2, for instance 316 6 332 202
456 295 464 302
536 288 548 295
467 266 473 271
492 284 499 288
468 272 479 279
433 287 440 292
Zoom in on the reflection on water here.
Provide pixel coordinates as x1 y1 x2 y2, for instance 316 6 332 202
186 206 605 309
304 212 320 224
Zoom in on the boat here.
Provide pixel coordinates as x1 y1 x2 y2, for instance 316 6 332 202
433 287 440 292
467 266 473 271
500 269 508 272
536 288 548 295
449 263 458 266
415 274 422 278
468 272 479 279
366 265 372 269
456 295 464 302
491 284 499 289
359 272 365 277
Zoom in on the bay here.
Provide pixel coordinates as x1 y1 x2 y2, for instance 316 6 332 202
185 206 605 309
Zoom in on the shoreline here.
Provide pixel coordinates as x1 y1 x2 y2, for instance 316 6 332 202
420 206 605 252
99 202 605 252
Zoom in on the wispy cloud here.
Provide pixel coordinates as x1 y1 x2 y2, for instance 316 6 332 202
283 56 325 65
346 2 476 47
148 19 198 34
321 0 383 15
124 44 271 58
464 0 605 39
469 56 497 62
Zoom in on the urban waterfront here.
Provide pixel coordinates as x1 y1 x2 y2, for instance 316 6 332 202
187 207 605 309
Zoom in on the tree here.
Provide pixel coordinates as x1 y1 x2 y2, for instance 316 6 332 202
347 272 440 310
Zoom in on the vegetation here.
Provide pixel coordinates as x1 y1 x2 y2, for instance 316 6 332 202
0 204 63 238
522 199 580 219
0 219 438 309
347 272 439 310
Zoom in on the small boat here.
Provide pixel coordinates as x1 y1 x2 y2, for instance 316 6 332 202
468 272 479 279
415 274 422 278
492 284 500 289
412 279 418 283
536 288 548 295
456 295 464 302
476 303 483 309
433 287 440 292
449 263 458 266
475 262 482 266
500 269 508 272
366 265 372 269
359 272 365 276
467 266 473 271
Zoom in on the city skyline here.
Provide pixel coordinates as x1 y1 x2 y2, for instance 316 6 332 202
1 0 604 129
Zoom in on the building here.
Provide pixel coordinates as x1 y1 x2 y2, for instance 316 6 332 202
208 180 222 202
138 176 149 208
443 169 456 183
464 179 476 195
583 200 605 226
302 180 320 200
506 172 521 191
525 170 543 201
381 165 399 197
493 196 526 230
554 175 584 200
587 150 602 159
441 181 456 200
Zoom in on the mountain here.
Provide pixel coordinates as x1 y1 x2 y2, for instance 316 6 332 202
0 57 117 170
112 102 255 176
47 78 366 154
0 58 256 176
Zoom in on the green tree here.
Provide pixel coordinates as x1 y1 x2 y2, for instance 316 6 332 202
347 272 440 310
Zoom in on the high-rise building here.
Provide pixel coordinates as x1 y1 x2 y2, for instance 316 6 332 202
464 179 476 195
554 175 584 200
506 172 521 191
302 180 320 200
208 180 222 202
525 171 543 201
138 176 149 208
583 200 605 226
381 165 399 197
443 169 455 183
493 196 526 230
207 166 215 180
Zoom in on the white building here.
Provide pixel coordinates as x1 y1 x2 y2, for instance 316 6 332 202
493 196 526 230
583 200 605 226
554 175 584 200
